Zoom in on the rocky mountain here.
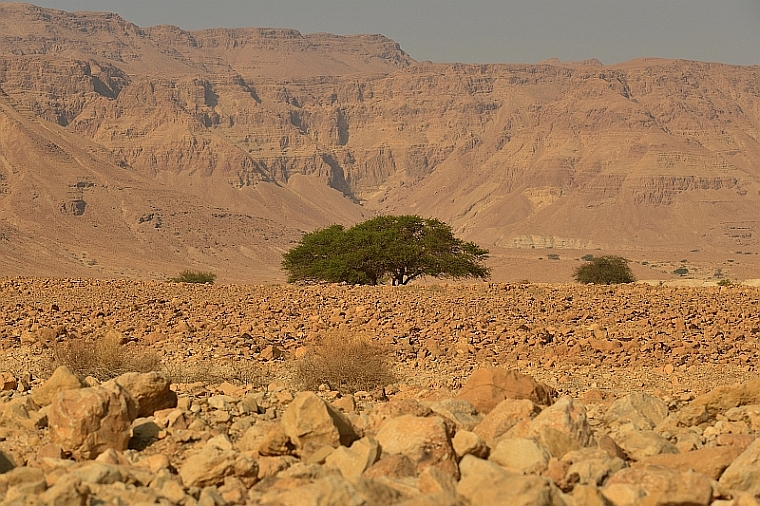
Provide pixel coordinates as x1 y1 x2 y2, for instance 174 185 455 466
0 2 758 282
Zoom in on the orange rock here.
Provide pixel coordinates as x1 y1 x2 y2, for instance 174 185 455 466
0 372 17 391
375 415 459 478
716 434 757 452
47 382 137 461
634 446 744 480
456 368 556 414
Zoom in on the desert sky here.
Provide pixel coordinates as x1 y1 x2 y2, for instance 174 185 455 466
30 0 760 65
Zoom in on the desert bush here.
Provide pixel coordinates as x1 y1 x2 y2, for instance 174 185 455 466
673 267 689 276
294 331 396 394
51 332 161 381
168 270 216 284
574 255 635 284
547 253 560 260
581 254 594 261
717 279 734 287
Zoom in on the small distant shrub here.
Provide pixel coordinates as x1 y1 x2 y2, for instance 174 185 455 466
641 261 649 265
574 255 635 285
680 259 688 263
673 267 689 276
294 332 396 394
581 254 594 261
51 332 161 381
547 254 560 260
169 270 216 284
717 279 734 287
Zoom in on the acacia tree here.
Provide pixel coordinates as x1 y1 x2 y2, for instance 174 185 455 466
282 215 491 285
573 255 635 284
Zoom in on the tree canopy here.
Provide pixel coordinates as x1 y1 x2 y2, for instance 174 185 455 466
573 255 636 284
282 215 491 285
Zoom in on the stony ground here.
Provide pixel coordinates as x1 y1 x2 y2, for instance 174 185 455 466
0 278 759 505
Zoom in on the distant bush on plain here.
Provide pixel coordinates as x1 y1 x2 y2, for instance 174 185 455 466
574 255 635 285
168 270 217 284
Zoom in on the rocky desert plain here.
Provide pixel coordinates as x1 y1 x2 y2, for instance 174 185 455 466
0 2 760 505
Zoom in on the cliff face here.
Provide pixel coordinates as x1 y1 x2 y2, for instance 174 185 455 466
0 3 758 280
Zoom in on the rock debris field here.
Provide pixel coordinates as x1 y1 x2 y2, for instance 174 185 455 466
0 278 759 505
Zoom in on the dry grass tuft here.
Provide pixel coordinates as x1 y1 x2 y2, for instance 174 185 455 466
294 331 396 394
51 332 161 381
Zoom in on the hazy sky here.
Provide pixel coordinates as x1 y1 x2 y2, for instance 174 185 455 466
31 0 760 66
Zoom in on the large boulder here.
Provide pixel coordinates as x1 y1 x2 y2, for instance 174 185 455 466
237 420 296 456
429 398 482 431
0 466 46 498
363 454 417 480
258 474 402 506
457 368 556 414
473 398 541 445
457 455 567 506
560 448 627 489
489 437 551 474
604 393 669 431
375 414 458 478
602 466 713 506
615 430 678 462
0 372 17 391
31 366 83 407
509 396 593 458
112 372 177 417
452 430 489 459
636 446 743 480
48 382 137 460
281 392 358 458
719 438 760 494
179 437 259 488
690 380 760 417
324 437 380 479
0 396 40 430
367 399 433 430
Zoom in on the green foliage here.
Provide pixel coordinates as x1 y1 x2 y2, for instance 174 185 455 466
673 267 689 276
573 255 636 285
169 270 217 284
282 215 491 285
717 279 734 287
581 254 594 261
